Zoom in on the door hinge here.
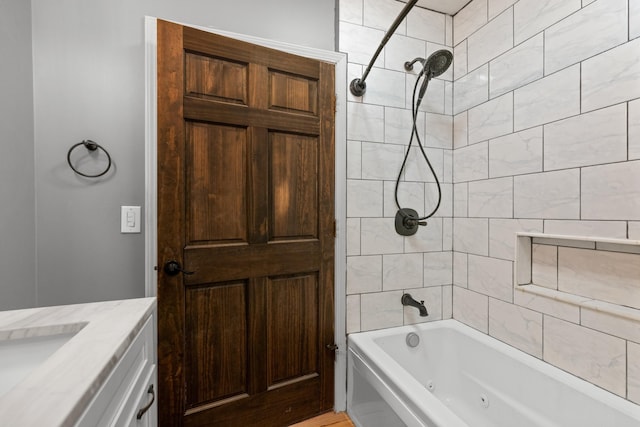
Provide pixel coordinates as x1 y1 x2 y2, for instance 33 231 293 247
326 344 338 351
333 219 337 237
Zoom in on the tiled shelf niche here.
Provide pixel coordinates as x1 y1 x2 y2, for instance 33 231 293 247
515 232 640 320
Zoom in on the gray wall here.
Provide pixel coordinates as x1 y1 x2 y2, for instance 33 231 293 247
0 0 36 310
1 0 335 309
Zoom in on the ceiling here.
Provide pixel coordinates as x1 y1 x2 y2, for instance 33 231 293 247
398 0 470 15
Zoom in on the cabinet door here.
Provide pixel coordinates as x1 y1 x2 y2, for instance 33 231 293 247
127 367 157 427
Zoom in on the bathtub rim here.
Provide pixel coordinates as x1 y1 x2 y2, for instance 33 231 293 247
347 319 640 424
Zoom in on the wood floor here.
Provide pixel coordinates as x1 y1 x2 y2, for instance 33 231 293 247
289 412 354 427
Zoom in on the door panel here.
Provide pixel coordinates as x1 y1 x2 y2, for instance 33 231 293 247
157 20 335 427
270 132 318 240
187 122 248 243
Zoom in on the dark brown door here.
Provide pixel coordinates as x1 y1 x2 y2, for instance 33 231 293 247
156 20 335 427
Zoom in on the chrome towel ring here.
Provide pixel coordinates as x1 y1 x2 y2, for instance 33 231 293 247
67 139 112 178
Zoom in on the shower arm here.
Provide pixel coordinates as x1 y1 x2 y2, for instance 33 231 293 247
349 0 419 96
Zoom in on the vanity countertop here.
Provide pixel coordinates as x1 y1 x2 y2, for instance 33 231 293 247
0 297 156 426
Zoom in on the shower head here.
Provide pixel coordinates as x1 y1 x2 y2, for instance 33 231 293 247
424 49 453 79
416 49 453 104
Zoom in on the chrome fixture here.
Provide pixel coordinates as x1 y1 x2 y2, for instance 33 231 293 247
401 293 428 317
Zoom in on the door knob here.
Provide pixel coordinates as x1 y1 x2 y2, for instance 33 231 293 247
164 260 195 276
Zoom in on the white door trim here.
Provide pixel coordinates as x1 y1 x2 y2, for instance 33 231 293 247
144 16 348 411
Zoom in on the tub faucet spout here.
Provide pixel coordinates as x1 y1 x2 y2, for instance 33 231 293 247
401 293 428 317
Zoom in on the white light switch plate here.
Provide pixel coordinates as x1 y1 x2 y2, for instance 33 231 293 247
121 206 141 233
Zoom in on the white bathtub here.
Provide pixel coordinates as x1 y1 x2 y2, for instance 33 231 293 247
347 319 640 427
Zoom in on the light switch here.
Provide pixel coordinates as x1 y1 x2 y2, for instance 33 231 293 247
121 206 141 233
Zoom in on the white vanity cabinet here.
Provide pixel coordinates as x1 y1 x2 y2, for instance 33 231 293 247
75 314 157 427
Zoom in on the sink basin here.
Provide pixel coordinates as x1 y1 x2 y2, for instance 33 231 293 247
0 327 82 397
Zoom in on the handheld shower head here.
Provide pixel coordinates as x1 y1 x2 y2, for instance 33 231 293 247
424 49 453 79
416 49 453 103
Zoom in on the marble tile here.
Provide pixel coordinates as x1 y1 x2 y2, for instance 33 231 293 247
361 218 405 255
468 92 513 144
339 0 362 25
631 222 640 240
347 102 384 142
513 169 580 219
347 180 383 218
514 287 581 323
408 75 446 115
543 220 628 239
489 218 543 260
544 0 628 75
385 35 426 73
403 286 443 324
361 142 405 180
514 64 580 131
581 161 640 220
347 140 361 179
446 15 453 47
489 297 542 358
454 217 489 256
424 251 453 286
347 63 364 104
513 0 581 45
444 82 453 115
426 182 452 218
361 291 404 331
489 127 543 178
581 300 640 344
489 0 517 20
405 147 444 183
467 8 513 72
346 294 361 334
346 255 382 294
363 68 406 108
453 65 488 115
629 342 640 404
405 217 444 253
443 285 453 319
443 218 453 251
347 218 361 256
453 0 488 46
489 34 544 99
630 99 640 160
453 286 489 333
543 316 626 397
453 252 468 287
339 22 386 66
582 0 597 5
454 40 468 81
443 149 453 184
453 111 468 149
385 106 425 146
454 183 468 217
468 254 514 302
582 38 640 113
531 243 558 289
632 0 640 40
383 253 423 291
468 177 513 218
543 104 627 171
383 181 424 219
407 6 446 45
558 246 640 309
425 113 452 149
363 0 406 33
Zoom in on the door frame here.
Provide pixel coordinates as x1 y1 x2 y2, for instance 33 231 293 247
143 16 348 412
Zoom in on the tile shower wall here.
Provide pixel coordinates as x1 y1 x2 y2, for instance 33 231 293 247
339 0 454 333
453 0 640 404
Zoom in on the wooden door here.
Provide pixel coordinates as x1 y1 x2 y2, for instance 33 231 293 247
156 20 335 427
